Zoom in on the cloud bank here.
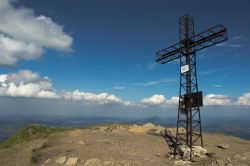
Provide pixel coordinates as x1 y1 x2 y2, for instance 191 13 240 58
63 90 132 106
0 70 249 108
0 0 73 66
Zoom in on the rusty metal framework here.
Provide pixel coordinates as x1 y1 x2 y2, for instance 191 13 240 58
156 15 228 160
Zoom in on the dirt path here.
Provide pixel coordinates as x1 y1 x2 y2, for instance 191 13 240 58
36 128 169 166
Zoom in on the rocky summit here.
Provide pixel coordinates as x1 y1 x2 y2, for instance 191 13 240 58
0 123 250 166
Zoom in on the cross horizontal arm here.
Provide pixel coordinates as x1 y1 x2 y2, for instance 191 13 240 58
156 42 182 64
192 24 228 52
156 24 228 64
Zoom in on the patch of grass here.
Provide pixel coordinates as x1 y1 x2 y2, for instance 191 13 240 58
0 124 66 149
30 148 42 164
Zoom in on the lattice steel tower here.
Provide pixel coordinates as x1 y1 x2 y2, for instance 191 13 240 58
156 15 228 159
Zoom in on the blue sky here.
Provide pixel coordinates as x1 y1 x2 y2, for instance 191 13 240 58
0 0 249 116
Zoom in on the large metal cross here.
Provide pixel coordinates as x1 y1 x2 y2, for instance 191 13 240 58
156 15 228 159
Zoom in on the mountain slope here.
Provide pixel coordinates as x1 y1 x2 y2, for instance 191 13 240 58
0 124 249 166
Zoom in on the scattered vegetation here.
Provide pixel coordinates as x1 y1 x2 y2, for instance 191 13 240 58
31 148 42 164
30 136 56 164
86 126 100 130
0 124 66 149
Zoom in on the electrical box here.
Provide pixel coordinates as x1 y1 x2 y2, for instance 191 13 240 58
184 91 203 108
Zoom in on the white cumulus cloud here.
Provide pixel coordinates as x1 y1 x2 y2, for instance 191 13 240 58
0 69 58 98
235 93 250 106
63 90 132 106
203 94 232 106
0 0 73 66
141 94 179 106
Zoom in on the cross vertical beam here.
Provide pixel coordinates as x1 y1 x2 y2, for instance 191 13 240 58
155 15 228 160
175 15 203 159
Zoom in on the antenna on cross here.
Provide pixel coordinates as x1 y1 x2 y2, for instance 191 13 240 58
156 15 228 160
